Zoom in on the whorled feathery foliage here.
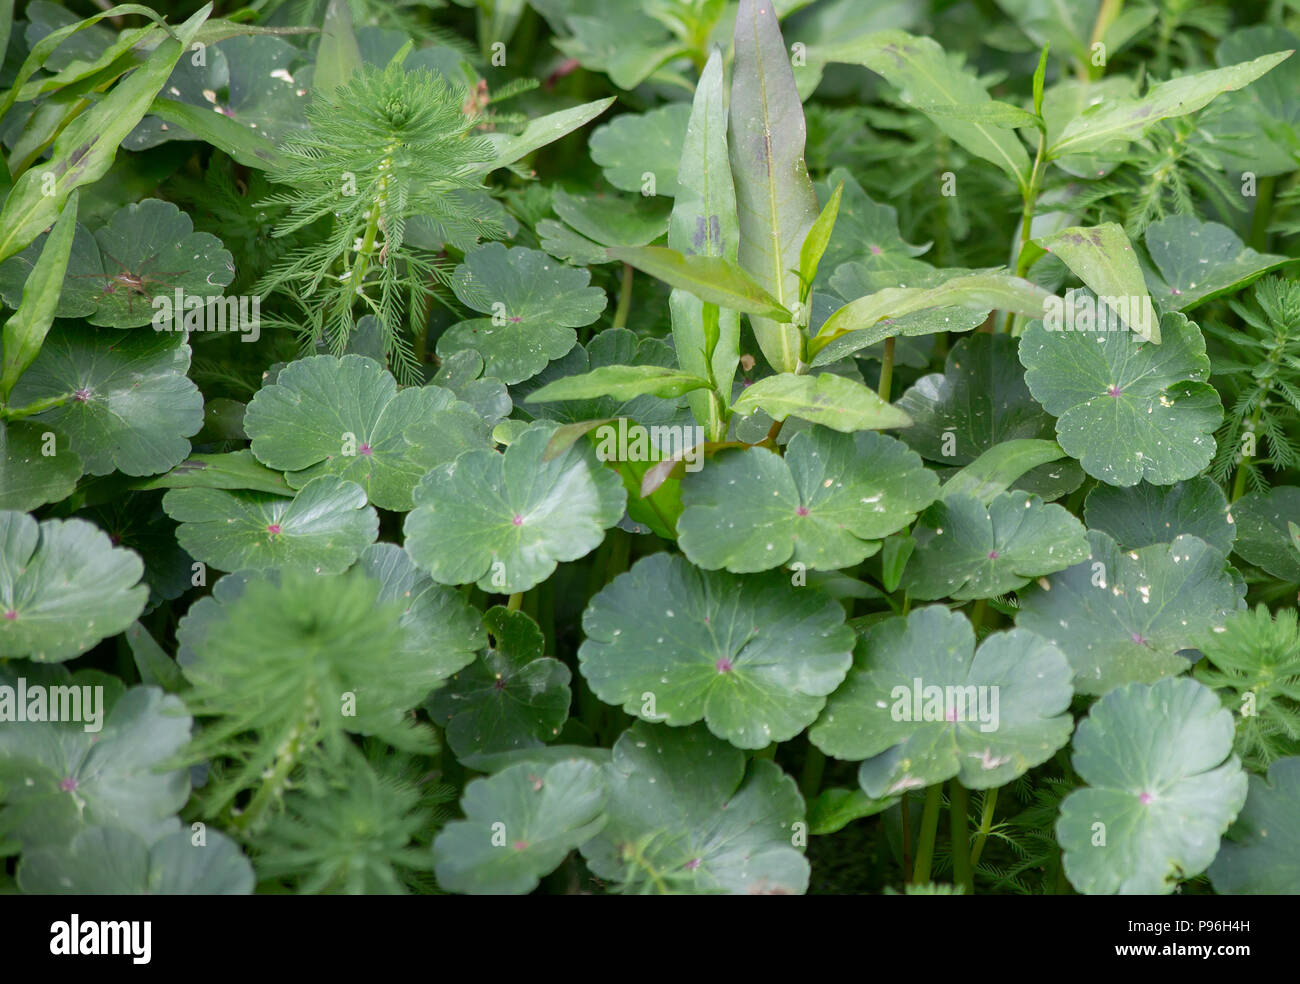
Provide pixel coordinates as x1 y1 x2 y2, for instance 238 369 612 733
1195 605 1300 771
255 60 504 379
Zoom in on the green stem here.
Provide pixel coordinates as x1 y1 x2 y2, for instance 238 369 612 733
911 783 944 884
506 592 523 611
1248 175 1277 252
1004 130 1047 333
969 786 999 867
969 597 989 634
799 745 826 798
1082 0 1123 81
1231 404 1264 502
0 391 75 419
878 336 896 402
949 779 974 894
233 719 307 833
606 529 631 583
612 262 634 331
900 793 913 881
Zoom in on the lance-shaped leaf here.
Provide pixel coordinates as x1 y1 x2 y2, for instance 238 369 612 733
939 439 1068 504
134 450 293 496
438 243 607 384
1029 224 1159 342
0 199 235 330
1057 677 1248 894
809 272 1050 362
1144 215 1292 312
351 543 487 683
429 606 570 763
526 365 712 403
895 334 1082 500
669 49 741 436
479 97 615 173
0 675 190 850
729 0 817 372
0 5 212 263
1048 51 1293 159
1230 487 1300 582
1018 310 1222 487
0 421 82 511
903 491 1090 601
1198 26 1300 177
809 607 1074 797
403 421 625 594
588 102 690 196
1209 756 1300 895
0 189 77 398
581 721 810 895
432 759 606 895
517 328 689 429
163 475 378 575
243 354 488 511
677 427 938 572
18 825 254 895
732 373 911 433
1084 477 1235 553
816 31 1031 190
607 247 788 321
0 511 147 662
579 553 854 749
9 323 204 477
1015 531 1244 695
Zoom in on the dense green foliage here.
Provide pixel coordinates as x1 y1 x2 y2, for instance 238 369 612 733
0 0 1298 896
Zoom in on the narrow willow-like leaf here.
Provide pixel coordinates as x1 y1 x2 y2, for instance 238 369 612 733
669 50 740 439
479 98 616 173
0 192 77 399
0 5 213 263
1030 224 1160 342
606 247 789 320
314 0 363 96
1048 51 1293 158
729 0 818 372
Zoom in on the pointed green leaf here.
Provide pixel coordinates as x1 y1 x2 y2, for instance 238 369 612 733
480 97 615 173
314 0 363 96
606 246 790 321
1031 224 1159 342
527 365 713 403
940 439 1067 503
133 451 292 496
732 372 911 432
730 0 818 371
1145 215 1292 312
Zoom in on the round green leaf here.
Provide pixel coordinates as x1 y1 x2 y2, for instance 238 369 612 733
18 825 254 894
429 606 571 762
903 490 1090 601
1209 756 1300 895
0 511 148 662
10 323 204 477
1231 486 1300 581
1084 477 1235 553
26 199 233 328
0 677 191 850
438 243 607 384
588 102 690 196
244 354 489 510
1145 215 1291 312
1057 676 1248 894
1015 531 1244 696
163 475 378 574
580 721 809 895
809 607 1074 796
432 759 606 895
403 421 626 593
678 427 938 572
1019 310 1222 486
0 421 82 511
579 552 855 749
